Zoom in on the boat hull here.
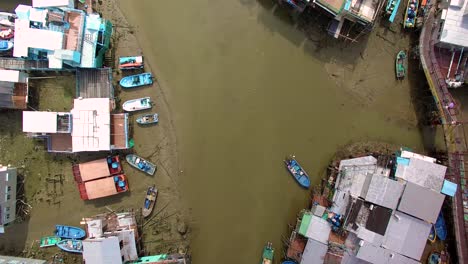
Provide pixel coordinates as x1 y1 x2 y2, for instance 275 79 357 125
122 97 152 112
119 56 144 70
136 113 159 125
396 51 407 79
126 154 157 175
40 236 61 248
55 225 86 239
261 243 274 264
284 157 311 188
119 73 153 88
0 40 13 51
56 239 83 254
435 212 447 240
142 186 158 218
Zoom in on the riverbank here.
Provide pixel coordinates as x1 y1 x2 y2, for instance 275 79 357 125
0 1 190 261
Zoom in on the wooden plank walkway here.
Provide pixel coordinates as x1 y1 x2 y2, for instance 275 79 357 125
419 5 468 263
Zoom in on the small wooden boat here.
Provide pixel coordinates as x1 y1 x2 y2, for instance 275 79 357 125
403 0 419 28
40 236 61 248
122 97 152 112
55 225 86 239
395 50 407 79
428 225 436 243
0 28 13 40
56 239 83 254
126 154 157 176
282 261 297 264
0 40 13 52
119 73 153 88
260 242 274 264
136 113 159 125
386 0 402 23
284 156 311 189
428 251 449 264
142 185 158 218
119 56 144 70
0 12 16 27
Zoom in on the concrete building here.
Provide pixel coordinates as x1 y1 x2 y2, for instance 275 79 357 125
0 69 29 110
22 98 129 153
13 4 112 69
0 166 17 233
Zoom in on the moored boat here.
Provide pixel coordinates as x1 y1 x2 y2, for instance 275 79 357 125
282 261 297 264
126 154 157 176
260 242 274 264
386 0 402 23
284 156 311 189
0 40 13 52
55 225 86 239
0 28 13 40
396 50 407 79
142 185 158 218
40 236 61 248
434 211 447 241
0 12 16 27
56 239 83 254
122 97 152 112
136 113 159 125
119 73 153 88
119 56 144 69
403 0 419 28
428 251 449 264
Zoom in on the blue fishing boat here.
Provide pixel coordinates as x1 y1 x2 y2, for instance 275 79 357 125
386 0 402 23
434 212 447 241
119 73 153 88
403 0 419 28
284 156 311 189
126 154 157 176
55 225 86 239
282 261 297 264
0 40 13 52
56 239 83 254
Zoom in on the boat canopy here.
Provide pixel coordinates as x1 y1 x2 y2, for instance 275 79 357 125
84 177 118 199
78 159 111 182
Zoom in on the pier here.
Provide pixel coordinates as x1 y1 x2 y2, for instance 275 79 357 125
419 5 468 263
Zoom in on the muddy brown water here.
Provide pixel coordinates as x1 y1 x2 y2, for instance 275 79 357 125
0 0 434 263
115 1 431 263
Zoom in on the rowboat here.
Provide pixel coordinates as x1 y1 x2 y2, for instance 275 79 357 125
284 156 311 189
126 154 157 176
395 50 407 79
0 12 16 27
119 73 153 88
40 236 61 248
428 251 449 264
56 239 83 254
119 56 144 70
260 242 274 264
282 261 297 264
55 225 86 239
136 113 159 125
142 185 158 218
0 40 13 52
0 28 13 40
403 0 419 28
122 97 152 112
386 0 402 23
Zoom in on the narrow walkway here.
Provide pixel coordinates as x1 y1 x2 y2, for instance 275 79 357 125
419 5 468 263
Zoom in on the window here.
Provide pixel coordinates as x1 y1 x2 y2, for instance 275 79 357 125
6 194 10 200
5 214 9 219
5 207 9 212
7 186 10 192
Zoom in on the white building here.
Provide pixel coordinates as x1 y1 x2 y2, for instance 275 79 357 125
0 166 17 233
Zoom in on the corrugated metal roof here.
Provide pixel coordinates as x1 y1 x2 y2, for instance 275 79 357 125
304 215 331 244
336 156 376 199
356 241 420 264
439 1 468 47
382 212 431 260
300 238 327 264
398 182 445 223
365 175 404 210
394 158 446 192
